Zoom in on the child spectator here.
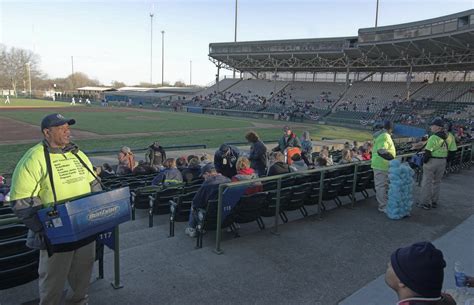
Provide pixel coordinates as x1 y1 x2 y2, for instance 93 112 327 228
152 158 183 186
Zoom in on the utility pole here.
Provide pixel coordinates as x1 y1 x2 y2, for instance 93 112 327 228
71 56 75 90
26 62 32 97
190 60 192 86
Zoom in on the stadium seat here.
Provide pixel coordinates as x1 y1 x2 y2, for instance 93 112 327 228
279 183 312 222
149 186 184 227
0 261 39 290
130 185 163 220
169 191 197 237
0 224 28 242
195 199 236 249
233 192 269 230
261 187 293 219
0 207 13 216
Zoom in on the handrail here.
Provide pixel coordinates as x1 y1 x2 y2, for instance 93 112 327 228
84 144 207 156
212 143 473 254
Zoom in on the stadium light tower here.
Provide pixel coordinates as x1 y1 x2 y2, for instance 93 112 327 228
233 0 238 79
375 0 379 28
150 5 155 84
161 30 165 86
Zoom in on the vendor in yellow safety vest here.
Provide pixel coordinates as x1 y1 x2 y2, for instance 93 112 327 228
371 120 396 213
9 113 102 305
417 117 457 210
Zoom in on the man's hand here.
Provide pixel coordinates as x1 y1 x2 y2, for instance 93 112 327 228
467 276 474 288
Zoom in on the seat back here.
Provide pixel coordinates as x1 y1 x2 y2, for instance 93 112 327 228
152 187 184 214
233 192 269 224
202 199 235 231
0 224 28 242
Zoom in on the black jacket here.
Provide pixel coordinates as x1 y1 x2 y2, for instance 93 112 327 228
214 145 240 178
248 140 267 172
268 161 291 176
181 165 201 183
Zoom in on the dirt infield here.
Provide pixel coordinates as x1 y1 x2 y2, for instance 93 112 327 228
0 106 132 112
0 116 99 145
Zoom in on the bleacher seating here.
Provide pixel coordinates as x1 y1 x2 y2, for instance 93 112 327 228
225 79 289 98
0 204 39 291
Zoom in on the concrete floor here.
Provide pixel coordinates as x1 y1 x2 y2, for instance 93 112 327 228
2 168 473 305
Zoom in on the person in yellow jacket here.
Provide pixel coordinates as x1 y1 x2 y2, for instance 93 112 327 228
417 117 457 210
9 113 101 305
371 121 396 212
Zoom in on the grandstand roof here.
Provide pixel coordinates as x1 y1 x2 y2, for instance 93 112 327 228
77 86 116 92
209 9 474 73
117 86 201 95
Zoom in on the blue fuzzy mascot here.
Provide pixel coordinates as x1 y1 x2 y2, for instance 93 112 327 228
386 159 415 219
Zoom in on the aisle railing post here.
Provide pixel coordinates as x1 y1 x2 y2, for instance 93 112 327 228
111 226 123 289
271 177 282 235
214 184 224 254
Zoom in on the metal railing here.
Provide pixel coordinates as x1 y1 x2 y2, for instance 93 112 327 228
211 143 473 254
84 144 207 156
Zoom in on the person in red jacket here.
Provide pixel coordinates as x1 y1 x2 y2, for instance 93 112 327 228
231 157 263 195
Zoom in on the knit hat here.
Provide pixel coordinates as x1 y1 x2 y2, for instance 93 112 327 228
390 241 446 298
120 146 131 154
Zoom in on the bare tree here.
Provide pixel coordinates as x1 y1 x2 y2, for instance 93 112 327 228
0 45 40 96
111 80 126 88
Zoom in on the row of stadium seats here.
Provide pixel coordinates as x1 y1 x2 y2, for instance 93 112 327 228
0 206 39 290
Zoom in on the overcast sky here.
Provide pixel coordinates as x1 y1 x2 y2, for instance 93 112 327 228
1 0 473 86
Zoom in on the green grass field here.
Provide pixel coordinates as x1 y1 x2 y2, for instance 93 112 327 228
0 98 75 108
0 99 372 174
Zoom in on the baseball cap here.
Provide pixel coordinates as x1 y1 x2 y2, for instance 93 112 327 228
200 163 216 177
430 117 445 127
41 113 75 130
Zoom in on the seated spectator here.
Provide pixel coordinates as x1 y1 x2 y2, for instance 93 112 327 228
290 153 308 172
360 147 371 161
300 131 313 166
200 153 212 167
181 157 201 183
245 131 267 177
315 157 328 167
151 158 183 186
117 146 136 175
145 141 166 168
339 149 353 164
176 156 188 171
319 148 334 166
133 160 157 175
187 155 199 163
385 241 455 305
99 163 115 178
351 148 364 162
185 163 231 237
231 157 263 195
267 152 291 176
